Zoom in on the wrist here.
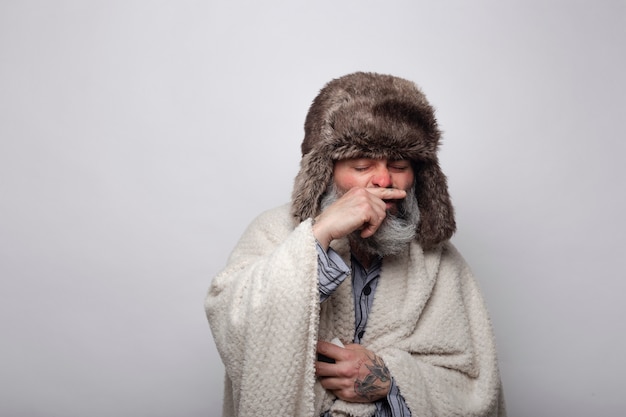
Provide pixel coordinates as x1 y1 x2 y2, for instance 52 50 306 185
312 217 332 250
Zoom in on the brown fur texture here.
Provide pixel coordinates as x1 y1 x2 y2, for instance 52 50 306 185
291 72 455 249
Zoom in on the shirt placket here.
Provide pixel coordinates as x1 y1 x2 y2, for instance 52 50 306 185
352 257 382 344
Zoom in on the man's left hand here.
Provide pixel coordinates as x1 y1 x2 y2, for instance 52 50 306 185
315 341 391 403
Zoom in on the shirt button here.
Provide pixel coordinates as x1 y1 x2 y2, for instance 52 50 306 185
363 285 371 295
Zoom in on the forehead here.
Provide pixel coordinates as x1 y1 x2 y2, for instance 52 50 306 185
333 157 411 164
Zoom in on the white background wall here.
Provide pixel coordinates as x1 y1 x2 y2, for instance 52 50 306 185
1 1 624 416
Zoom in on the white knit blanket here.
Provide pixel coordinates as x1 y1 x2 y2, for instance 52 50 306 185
206 204 506 417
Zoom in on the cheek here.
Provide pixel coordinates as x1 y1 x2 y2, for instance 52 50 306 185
399 173 415 190
333 168 362 191
336 177 359 191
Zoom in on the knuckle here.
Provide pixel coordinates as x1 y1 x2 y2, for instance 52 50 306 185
341 391 355 401
336 367 352 378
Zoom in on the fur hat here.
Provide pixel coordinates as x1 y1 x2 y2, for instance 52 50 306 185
291 72 455 249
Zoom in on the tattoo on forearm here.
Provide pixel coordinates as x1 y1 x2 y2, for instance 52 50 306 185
353 353 390 401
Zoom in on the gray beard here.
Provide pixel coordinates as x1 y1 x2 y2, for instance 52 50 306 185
320 185 420 258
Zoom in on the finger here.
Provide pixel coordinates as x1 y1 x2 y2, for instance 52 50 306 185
317 340 347 361
342 343 364 351
361 221 381 238
315 360 336 377
318 376 351 391
360 207 388 238
365 187 407 200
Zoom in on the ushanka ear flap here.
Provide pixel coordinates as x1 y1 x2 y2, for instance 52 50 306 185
414 160 456 250
291 149 334 224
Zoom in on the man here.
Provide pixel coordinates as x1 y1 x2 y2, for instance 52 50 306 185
205 72 506 416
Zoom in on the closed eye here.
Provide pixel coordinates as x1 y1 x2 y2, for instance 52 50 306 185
389 163 410 172
350 159 374 172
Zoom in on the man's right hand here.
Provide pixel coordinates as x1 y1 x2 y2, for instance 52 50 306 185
312 187 407 250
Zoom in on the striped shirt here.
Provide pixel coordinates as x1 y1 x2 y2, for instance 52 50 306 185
317 243 412 417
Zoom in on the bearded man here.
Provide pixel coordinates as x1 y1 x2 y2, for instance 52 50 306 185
205 72 506 417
